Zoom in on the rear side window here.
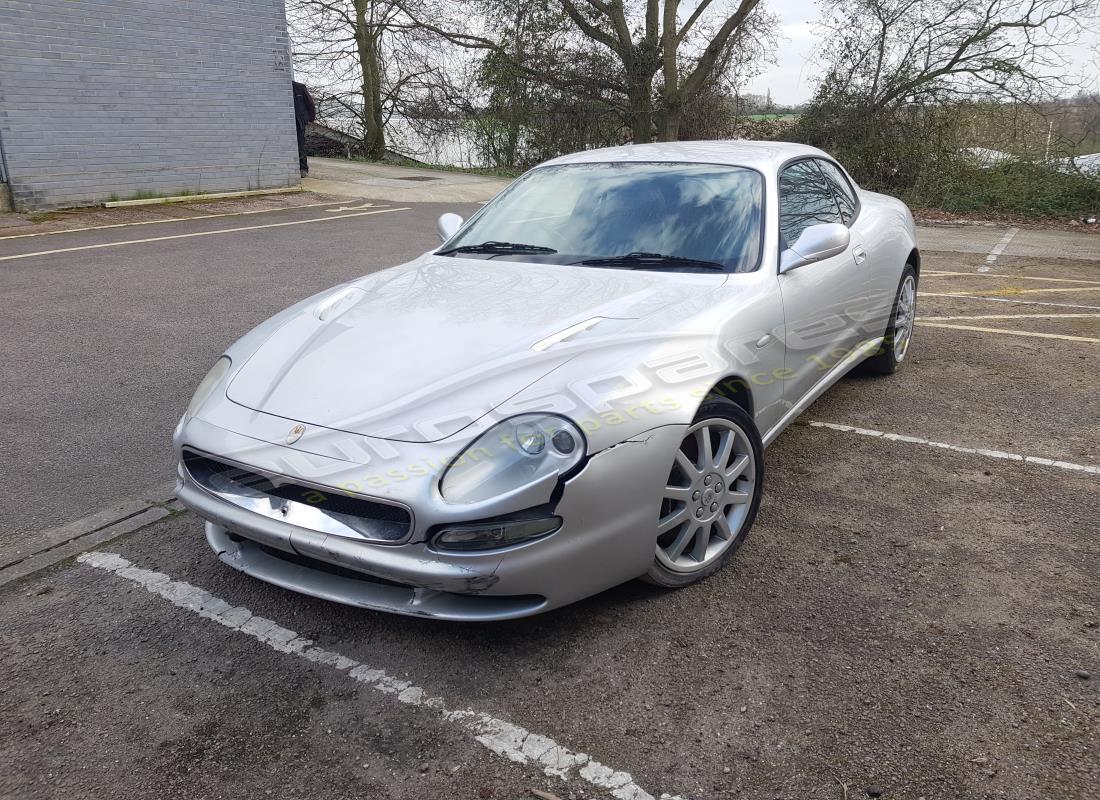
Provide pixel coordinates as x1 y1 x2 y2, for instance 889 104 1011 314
815 159 858 224
778 160 843 247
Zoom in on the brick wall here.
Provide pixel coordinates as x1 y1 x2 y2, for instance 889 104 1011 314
0 0 299 211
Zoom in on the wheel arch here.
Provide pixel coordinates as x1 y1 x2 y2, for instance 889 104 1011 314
701 374 755 419
907 247 921 277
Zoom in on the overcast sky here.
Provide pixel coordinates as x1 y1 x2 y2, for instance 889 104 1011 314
741 0 1100 105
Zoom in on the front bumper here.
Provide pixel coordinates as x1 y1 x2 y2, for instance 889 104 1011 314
176 422 685 620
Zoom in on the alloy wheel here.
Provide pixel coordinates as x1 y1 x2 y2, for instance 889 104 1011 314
655 418 757 573
893 274 916 362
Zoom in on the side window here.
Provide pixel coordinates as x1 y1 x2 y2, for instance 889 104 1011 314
815 159 858 224
778 160 843 247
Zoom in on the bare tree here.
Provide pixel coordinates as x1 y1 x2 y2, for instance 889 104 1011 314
652 0 774 140
289 0 448 160
402 0 775 143
814 0 1097 110
797 0 1097 190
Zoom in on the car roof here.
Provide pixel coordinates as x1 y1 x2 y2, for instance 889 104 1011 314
538 140 833 172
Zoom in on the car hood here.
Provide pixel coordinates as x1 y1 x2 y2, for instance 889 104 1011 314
226 255 726 443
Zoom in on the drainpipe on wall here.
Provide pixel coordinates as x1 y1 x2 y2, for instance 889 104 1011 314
0 128 12 212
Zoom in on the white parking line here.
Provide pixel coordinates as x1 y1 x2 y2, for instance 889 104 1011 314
324 202 385 212
917 321 1100 343
0 207 410 262
0 200 350 240
923 270 1100 285
917 313 1100 321
919 292 1100 311
809 422 1100 475
929 286 1100 296
76 551 687 800
979 227 1018 272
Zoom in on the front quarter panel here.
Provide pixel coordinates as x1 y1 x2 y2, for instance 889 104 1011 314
495 269 787 454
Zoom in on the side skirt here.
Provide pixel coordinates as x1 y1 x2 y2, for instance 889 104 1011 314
761 337 884 448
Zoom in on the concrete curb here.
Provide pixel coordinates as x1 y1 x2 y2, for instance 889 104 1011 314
0 483 180 588
104 186 303 208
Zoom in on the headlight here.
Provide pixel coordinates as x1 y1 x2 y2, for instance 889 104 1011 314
185 356 231 418
439 414 585 504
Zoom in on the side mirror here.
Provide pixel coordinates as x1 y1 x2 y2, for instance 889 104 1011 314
437 213 463 243
780 223 851 273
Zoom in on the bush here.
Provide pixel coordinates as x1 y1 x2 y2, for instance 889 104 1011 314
793 101 962 191
906 160 1100 217
792 99 1100 219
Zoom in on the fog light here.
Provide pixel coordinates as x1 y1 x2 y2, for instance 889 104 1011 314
433 516 562 552
551 428 576 454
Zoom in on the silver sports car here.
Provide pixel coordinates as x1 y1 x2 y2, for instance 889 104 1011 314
175 141 919 620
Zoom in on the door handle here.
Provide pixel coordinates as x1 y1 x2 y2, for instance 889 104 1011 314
853 246 868 264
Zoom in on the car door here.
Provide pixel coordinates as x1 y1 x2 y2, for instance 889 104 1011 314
776 159 863 405
813 158 892 343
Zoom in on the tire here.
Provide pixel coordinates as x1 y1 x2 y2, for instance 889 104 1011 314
642 397 764 588
861 263 918 375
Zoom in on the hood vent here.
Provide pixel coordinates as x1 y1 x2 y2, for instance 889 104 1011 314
531 317 607 352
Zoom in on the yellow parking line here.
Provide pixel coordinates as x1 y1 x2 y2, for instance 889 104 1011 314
917 313 1100 321
922 270 1100 285
917 321 1100 343
0 200 352 240
0 207 411 262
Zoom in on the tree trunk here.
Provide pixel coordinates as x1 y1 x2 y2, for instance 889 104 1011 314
627 78 655 143
502 7 527 168
503 116 520 167
656 1 681 142
656 104 681 142
354 0 386 161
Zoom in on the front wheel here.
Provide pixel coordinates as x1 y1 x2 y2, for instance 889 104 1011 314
861 264 917 375
642 398 764 588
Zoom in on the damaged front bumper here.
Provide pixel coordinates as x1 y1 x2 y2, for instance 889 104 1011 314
175 419 685 620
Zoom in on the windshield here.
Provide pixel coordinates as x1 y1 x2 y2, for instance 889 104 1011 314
439 162 764 272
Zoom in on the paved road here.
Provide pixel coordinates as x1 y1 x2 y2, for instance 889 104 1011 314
303 157 511 202
0 200 480 558
1 203 1097 800
916 224 1100 261
2 207 1094 558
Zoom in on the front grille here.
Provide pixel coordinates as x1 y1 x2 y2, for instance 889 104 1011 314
183 450 411 542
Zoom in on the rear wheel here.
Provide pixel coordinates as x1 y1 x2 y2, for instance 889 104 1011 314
861 264 917 375
643 398 764 588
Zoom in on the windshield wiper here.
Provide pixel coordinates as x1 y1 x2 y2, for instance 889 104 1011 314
576 252 725 271
438 241 557 256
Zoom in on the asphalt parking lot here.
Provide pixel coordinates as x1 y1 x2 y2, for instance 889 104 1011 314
1 198 1097 800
